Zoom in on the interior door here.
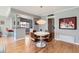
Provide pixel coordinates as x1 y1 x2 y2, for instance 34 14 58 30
48 18 54 32
48 18 54 39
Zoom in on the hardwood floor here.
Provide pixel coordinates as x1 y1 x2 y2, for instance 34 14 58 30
0 37 79 53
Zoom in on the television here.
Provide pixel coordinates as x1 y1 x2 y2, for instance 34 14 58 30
59 16 77 30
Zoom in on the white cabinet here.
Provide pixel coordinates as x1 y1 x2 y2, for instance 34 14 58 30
16 28 26 40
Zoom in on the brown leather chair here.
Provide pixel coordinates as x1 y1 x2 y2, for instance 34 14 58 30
30 31 40 42
43 32 53 42
43 34 49 42
48 32 53 42
33 30 36 32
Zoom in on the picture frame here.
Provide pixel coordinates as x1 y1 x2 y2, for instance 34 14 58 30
0 20 4 25
59 16 77 30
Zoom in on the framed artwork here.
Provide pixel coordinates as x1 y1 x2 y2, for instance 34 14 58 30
0 20 4 25
59 16 77 30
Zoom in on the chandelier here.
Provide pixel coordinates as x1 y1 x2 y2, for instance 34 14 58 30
36 19 46 25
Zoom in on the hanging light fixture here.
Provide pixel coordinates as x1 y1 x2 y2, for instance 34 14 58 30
36 19 46 25
36 6 46 25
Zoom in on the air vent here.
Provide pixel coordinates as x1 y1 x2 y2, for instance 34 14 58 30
48 14 54 17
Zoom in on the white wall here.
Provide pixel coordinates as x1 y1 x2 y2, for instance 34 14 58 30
0 16 6 36
0 7 11 37
54 7 79 44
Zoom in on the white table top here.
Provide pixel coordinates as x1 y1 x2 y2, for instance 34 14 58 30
34 31 49 36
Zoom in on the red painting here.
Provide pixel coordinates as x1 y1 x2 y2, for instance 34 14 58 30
59 17 77 30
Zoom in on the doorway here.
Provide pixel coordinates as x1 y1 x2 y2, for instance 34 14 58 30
48 18 54 39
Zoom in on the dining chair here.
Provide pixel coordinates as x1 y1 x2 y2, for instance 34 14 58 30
30 31 40 42
43 32 53 42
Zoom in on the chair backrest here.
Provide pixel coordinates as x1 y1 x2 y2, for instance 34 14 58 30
33 30 36 32
46 32 53 42
30 31 40 42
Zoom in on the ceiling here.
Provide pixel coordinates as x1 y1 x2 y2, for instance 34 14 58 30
12 6 78 17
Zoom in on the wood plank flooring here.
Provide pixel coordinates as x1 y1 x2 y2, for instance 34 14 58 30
0 37 79 53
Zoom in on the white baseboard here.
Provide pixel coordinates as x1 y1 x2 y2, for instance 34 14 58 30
55 35 79 45
55 38 79 45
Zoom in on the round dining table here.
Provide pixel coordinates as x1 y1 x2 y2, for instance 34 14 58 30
34 31 49 48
